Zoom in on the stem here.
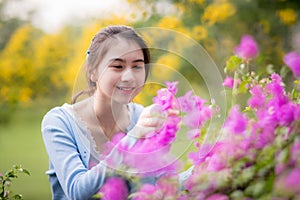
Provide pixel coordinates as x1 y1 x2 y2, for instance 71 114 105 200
231 71 239 107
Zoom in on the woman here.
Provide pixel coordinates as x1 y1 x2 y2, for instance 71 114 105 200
41 25 166 200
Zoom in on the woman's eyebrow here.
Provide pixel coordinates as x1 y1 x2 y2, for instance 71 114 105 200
109 58 144 63
132 59 145 63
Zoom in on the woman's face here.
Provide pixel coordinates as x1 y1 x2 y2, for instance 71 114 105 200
94 39 146 104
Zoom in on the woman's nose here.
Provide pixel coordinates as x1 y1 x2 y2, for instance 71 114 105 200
121 69 134 82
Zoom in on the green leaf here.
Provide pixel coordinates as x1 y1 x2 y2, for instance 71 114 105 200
237 79 249 94
21 169 30 176
230 190 245 200
13 194 22 199
225 55 243 72
244 179 265 198
280 65 289 78
92 193 103 199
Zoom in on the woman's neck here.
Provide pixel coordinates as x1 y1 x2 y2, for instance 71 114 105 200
92 95 127 139
92 94 123 117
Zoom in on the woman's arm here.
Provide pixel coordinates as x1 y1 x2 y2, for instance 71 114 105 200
41 108 108 200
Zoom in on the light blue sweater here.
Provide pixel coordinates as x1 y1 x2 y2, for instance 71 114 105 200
41 103 144 200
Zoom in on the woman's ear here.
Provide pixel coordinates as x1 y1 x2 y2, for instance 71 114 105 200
90 69 98 83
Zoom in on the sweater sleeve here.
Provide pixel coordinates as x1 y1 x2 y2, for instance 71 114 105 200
41 108 108 200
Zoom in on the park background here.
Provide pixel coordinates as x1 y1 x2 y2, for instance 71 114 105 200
0 0 299 199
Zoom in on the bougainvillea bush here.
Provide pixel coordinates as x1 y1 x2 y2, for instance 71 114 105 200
96 35 300 200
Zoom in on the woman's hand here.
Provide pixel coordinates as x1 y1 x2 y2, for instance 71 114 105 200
129 104 167 139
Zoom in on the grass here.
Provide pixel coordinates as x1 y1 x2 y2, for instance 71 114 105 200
0 104 52 200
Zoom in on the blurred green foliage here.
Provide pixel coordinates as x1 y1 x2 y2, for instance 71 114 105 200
0 165 30 200
0 106 51 199
0 0 299 124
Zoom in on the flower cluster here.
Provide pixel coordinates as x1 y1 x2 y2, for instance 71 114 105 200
96 34 300 199
184 72 300 199
96 82 214 199
181 35 300 200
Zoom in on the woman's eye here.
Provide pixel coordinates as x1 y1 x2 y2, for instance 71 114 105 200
112 65 123 69
133 65 143 69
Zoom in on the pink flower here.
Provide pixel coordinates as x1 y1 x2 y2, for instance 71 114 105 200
153 81 179 111
188 142 215 165
156 174 179 197
205 140 248 172
178 90 213 130
290 140 300 165
279 168 300 193
206 193 229 200
283 51 300 78
206 153 227 172
132 184 164 200
178 91 207 112
234 35 259 60
98 176 129 200
266 74 288 106
250 120 276 149
166 81 178 94
294 105 300 120
248 85 266 108
222 76 234 88
153 88 175 110
223 105 248 134
222 76 240 89
186 129 201 140
182 109 210 129
276 102 296 126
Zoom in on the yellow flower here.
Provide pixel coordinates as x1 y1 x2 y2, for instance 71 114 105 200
0 86 9 101
158 17 183 30
19 87 32 103
201 1 236 26
192 25 208 41
277 8 297 25
156 54 180 71
152 54 181 80
133 83 162 105
187 0 205 5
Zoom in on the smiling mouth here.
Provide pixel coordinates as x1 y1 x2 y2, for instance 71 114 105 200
116 86 135 91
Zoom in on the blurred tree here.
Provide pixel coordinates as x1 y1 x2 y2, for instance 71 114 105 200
128 0 300 75
0 0 27 50
0 24 81 124
0 25 41 124
33 26 81 101
1 0 299 125
0 11 137 124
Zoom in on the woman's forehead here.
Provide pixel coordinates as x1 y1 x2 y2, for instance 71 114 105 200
105 39 144 60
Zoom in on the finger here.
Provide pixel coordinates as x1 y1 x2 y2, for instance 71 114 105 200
138 117 165 128
167 109 180 116
128 126 156 138
139 127 157 138
140 104 165 118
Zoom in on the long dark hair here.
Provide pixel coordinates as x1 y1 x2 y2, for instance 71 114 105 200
72 25 151 103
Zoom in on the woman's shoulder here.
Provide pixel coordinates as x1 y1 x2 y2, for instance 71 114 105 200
41 103 73 127
43 103 72 116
